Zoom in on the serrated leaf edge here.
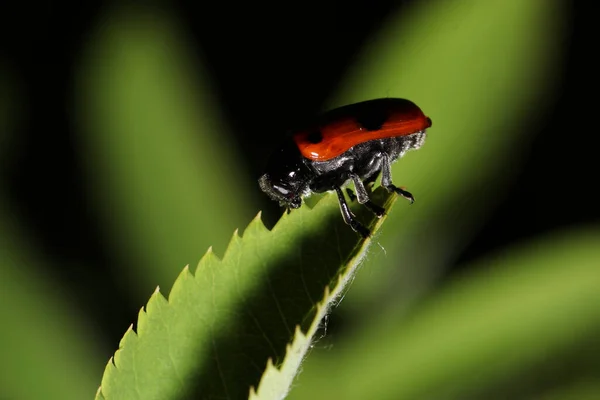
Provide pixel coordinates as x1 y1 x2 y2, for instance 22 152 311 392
247 201 394 400
95 191 395 399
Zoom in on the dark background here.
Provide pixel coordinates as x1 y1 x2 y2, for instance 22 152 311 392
1 0 595 357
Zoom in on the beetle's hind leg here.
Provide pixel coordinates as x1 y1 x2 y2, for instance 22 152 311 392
335 187 370 238
346 174 385 218
381 154 415 204
362 170 380 191
345 187 386 218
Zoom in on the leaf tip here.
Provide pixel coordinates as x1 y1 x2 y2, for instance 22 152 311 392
95 385 104 399
249 386 258 397
221 227 243 261
195 245 222 275
245 210 271 236
119 324 136 346
169 264 195 301
114 325 137 367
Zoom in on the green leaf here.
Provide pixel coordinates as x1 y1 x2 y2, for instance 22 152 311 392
327 0 564 317
96 188 398 399
0 202 105 400
74 6 257 295
286 229 600 400
539 380 600 400
1 66 103 400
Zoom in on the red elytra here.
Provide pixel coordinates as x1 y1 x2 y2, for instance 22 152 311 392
292 98 432 162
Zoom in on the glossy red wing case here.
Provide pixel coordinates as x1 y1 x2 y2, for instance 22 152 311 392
293 98 432 161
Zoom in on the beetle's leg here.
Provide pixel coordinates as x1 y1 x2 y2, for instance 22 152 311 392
347 174 386 217
346 188 386 218
335 187 370 238
381 154 415 204
363 171 380 190
349 174 370 204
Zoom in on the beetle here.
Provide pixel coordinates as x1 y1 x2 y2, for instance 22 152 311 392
258 97 432 238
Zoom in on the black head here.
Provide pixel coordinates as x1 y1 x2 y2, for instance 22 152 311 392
258 139 312 209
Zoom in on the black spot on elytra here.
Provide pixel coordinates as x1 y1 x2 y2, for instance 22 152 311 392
356 106 389 131
306 130 323 144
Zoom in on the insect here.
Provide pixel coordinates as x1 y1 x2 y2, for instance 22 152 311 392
258 98 432 238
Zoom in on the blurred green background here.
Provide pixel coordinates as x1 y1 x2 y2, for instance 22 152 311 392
1 1 598 399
